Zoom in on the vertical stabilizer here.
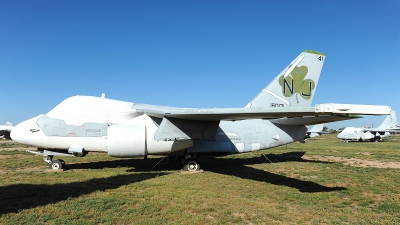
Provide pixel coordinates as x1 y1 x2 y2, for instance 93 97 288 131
306 123 324 138
378 111 399 129
308 123 324 133
246 50 326 108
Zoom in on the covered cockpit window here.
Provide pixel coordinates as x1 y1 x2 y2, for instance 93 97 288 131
46 96 88 123
46 96 135 125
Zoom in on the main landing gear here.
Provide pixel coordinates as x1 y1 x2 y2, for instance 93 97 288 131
182 153 201 172
183 159 200 171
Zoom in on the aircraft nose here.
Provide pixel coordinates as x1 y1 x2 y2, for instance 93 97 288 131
11 115 44 145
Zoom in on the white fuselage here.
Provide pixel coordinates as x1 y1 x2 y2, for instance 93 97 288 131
11 96 306 157
11 96 194 156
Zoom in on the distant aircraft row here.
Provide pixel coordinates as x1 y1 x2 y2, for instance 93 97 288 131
0 122 13 139
337 111 400 142
3 50 393 171
305 111 400 142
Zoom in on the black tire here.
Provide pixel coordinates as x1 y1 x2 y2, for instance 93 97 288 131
58 159 66 169
50 160 63 170
183 160 200 171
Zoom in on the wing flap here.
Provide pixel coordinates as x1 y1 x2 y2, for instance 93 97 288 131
363 128 400 132
315 104 391 115
271 115 361 126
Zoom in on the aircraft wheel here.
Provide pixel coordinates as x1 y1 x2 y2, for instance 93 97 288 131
183 159 200 172
50 160 64 170
59 159 66 168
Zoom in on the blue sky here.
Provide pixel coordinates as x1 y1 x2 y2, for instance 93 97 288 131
1 0 399 129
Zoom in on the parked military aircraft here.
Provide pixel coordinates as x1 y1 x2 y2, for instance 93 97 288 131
11 50 391 171
337 127 375 142
0 122 13 139
305 124 325 139
337 111 400 142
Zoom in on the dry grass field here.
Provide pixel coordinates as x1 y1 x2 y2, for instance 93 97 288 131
0 134 399 224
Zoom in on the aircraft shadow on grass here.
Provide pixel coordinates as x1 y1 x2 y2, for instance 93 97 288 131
200 154 344 194
60 151 343 195
133 151 344 193
0 152 344 215
0 172 169 215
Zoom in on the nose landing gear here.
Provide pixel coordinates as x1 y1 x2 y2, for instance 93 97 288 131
44 156 66 170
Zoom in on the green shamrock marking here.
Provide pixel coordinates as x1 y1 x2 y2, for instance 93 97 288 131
278 65 315 103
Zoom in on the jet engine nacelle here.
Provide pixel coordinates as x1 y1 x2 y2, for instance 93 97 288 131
107 124 146 157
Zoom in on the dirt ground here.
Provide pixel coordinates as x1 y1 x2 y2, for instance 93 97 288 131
302 155 400 169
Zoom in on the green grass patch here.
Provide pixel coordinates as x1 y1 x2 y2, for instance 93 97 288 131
0 135 399 224
373 203 400 213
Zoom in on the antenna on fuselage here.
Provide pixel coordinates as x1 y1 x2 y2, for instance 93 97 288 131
101 93 105 98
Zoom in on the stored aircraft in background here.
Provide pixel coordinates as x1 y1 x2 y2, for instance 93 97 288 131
337 111 400 142
11 50 391 171
0 122 13 139
305 124 325 139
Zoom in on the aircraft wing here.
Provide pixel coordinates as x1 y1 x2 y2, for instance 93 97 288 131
141 103 390 141
362 128 400 133
137 104 390 121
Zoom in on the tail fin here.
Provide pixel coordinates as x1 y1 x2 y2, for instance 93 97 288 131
308 123 324 133
306 123 324 138
377 111 399 129
245 50 326 108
